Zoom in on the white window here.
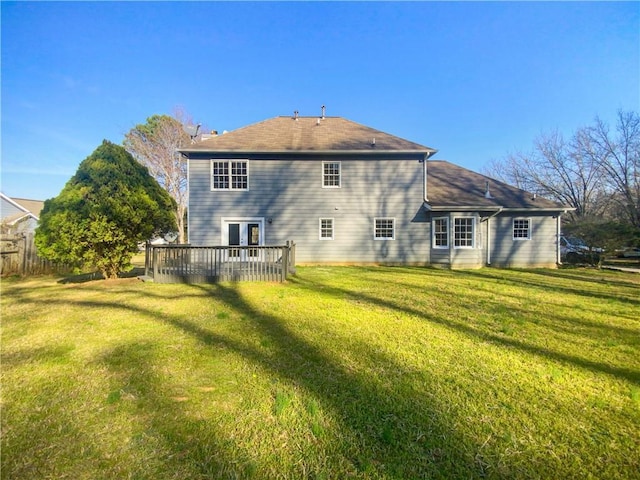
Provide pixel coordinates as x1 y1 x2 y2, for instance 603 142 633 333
211 160 248 190
433 217 449 248
454 217 474 248
513 218 531 240
374 218 395 240
319 218 334 240
323 161 341 188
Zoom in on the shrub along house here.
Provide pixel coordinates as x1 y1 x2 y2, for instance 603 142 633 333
180 112 570 269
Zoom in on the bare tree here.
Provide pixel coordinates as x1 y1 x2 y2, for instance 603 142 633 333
484 129 605 222
585 110 640 228
124 114 196 243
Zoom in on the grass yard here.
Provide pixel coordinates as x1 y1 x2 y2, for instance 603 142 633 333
1 266 639 479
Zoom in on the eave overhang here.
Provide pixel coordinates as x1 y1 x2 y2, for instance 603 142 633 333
423 201 574 213
179 148 437 156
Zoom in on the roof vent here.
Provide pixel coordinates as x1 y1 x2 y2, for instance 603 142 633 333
371 137 376 147
184 124 201 144
484 181 493 199
321 105 326 119
294 110 299 120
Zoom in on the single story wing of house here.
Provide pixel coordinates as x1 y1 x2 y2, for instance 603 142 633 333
0 193 44 235
180 114 571 268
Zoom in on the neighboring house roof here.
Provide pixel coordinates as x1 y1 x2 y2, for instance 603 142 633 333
10 198 45 218
180 115 437 155
426 161 567 211
1 193 45 225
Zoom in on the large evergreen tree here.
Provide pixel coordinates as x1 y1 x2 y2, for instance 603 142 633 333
36 140 177 279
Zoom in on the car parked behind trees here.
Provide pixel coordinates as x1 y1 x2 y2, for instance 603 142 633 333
560 236 603 264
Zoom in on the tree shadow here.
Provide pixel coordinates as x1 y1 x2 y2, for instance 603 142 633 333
96 341 261 478
3 279 483 478
289 272 640 385
463 268 640 307
57 267 146 284
153 281 478 477
4 267 639 478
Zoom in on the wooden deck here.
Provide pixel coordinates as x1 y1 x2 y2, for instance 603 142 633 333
145 243 296 283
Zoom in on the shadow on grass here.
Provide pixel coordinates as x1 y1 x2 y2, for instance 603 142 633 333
147 282 476 478
97 341 261 478
57 268 145 284
4 266 640 478
3 278 481 478
473 267 640 304
288 272 640 385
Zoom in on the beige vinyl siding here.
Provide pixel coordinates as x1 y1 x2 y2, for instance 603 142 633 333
188 154 431 264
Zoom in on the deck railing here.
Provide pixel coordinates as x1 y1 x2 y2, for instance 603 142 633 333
145 242 296 283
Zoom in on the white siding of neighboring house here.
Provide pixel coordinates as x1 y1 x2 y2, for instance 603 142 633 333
1 196 25 220
1 196 38 234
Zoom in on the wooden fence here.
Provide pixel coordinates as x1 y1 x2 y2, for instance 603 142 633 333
0 233 69 276
145 242 296 283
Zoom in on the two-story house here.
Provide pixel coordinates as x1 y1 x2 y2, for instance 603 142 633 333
180 114 569 268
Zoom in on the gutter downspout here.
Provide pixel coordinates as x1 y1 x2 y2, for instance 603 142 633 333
485 207 503 266
422 150 437 203
423 153 429 202
179 150 190 244
556 213 563 266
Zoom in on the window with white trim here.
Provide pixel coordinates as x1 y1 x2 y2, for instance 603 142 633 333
319 218 334 240
433 217 449 248
374 218 395 240
322 161 341 188
211 160 248 190
513 218 531 240
454 217 474 248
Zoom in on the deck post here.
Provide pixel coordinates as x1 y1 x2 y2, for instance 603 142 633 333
281 245 289 282
145 242 151 277
153 247 158 280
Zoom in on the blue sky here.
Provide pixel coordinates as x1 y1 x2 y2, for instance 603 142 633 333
1 1 638 201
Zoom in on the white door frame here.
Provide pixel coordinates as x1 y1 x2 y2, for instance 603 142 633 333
220 217 265 260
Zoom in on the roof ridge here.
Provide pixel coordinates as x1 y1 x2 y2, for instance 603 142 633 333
277 115 341 118
181 115 436 153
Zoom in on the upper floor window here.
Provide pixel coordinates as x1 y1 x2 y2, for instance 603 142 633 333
374 218 395 240
454 217 474 248
433 217 449 248
211 160 248 190
323 161 341 188
513 218 531 240
319 218 334 240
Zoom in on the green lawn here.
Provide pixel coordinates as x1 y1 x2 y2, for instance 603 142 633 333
1 266 639 479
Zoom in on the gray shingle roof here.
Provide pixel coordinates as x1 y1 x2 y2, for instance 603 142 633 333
180 115 568 211
181 116 436 154
427 161 567 211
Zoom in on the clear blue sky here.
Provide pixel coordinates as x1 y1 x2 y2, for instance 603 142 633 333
1 1 638 201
